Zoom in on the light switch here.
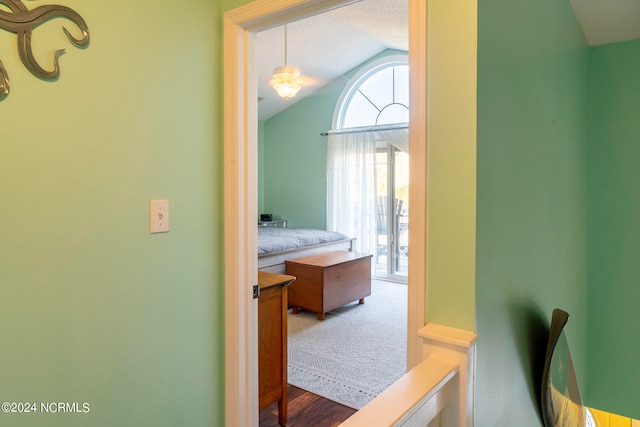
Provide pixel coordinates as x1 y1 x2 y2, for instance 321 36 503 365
149 199 169 233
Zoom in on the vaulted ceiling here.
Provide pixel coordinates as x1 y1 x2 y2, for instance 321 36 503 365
256 0 408 120
256 0 640 121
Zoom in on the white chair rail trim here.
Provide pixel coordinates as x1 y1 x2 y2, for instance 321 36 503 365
420 323 478 427
419 323 478 350
340 323 477 427
339 356 458 427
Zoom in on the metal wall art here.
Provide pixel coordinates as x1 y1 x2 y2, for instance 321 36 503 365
541 309 585 426
0 59 9 99
0 0 89 101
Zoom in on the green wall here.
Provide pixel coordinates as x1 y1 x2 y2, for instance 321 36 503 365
261 80 340 228
261 50 405 229
587 39 640 420
8 0 637 424
476 0 590 425
0 1 224 425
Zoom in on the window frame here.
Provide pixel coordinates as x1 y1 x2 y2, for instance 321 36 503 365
332 54 410 130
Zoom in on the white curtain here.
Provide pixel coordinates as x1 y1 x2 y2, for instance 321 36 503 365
326 128 409 260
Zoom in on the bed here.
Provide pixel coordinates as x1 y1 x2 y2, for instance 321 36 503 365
258 227 355 273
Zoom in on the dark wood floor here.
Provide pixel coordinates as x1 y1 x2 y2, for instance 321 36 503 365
259 384 357 427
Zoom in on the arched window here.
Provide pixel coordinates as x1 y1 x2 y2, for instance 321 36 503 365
334 55 409 130
327 55 409 280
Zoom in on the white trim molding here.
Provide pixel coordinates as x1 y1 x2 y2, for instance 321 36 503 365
223 11 259 427
340 356 458 427
339 323 477 427
406 0 428 371
420 323 478 426
340 323 477 427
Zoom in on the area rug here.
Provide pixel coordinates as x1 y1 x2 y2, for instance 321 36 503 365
287 279 407 410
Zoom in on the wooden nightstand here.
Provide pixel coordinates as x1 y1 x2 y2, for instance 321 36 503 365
257 271 295 426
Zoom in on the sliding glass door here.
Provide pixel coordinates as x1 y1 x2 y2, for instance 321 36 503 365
374 144 408 281
327 57 410 281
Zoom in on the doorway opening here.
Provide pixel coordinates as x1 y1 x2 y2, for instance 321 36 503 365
223 1 427 424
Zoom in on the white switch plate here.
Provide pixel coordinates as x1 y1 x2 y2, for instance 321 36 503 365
149 199 169 233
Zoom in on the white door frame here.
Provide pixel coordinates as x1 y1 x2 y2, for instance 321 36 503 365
223 1 427 424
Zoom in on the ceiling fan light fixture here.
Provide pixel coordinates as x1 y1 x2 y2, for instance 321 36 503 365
272 65 302 99
271 24 303 100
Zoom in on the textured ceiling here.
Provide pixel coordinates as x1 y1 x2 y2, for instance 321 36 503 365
257 0 640 120
257 0 408 121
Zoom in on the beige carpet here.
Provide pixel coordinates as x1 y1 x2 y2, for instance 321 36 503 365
287 279 407 409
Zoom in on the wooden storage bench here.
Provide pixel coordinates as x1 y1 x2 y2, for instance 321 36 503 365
285 250 372 320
